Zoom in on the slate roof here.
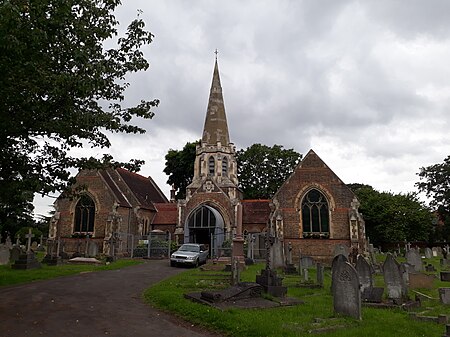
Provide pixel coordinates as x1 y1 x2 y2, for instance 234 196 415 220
242 199 271 225
152 203 178 225
116 168 168 210
98 170 132 208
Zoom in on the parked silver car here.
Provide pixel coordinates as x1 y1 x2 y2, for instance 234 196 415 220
170 243 208 267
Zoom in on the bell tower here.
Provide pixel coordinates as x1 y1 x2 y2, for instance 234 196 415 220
186 56 240 201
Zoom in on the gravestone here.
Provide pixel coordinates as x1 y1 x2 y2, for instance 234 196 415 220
441 272 450 282
332 260 361 320
424 248 432 259
300 256 315 268
383 253 407 302
331 254 348 293
0 244 10 265
355 255 373 297
11 251 41 270
5 235 12 249
316 263 324 288
400 262 412 285
31 241 38 251
284 242 296 274
87 241 99 257
368 243 376 264
425 264 436 272
432 247 440 257
439 288 450 304
333 244 349 259
9 246 22 264
406 248 423 272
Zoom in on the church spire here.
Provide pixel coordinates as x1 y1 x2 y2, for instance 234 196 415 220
202 56 230 145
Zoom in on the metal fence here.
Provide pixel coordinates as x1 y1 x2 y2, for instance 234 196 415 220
115 231 172 259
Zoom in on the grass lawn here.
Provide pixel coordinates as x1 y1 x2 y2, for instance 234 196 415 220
0 255 142 287
144 260 449 337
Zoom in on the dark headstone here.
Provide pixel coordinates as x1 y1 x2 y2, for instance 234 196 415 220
42 254 62 266
332 260 361 320
11 252 41 270
362 287 384 303
425 264 436 272
383 253 407 301
441 272 450 282
316 263 324 288
256 268 287 298
9 246 22 264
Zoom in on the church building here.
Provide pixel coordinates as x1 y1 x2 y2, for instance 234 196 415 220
50 57 366 263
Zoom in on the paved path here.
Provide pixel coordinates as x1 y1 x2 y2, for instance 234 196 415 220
0 260 221 337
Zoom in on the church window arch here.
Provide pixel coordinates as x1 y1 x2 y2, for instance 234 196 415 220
208 156 215 175
74 194 95 233
222 157 228 176
301 189 329 237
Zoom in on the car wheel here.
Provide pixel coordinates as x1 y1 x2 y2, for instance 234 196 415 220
195 259 199 268
170 261 176 267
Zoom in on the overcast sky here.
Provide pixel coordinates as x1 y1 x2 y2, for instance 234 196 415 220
34 0 450 217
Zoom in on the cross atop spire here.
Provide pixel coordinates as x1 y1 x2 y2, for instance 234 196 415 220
214 49 218 60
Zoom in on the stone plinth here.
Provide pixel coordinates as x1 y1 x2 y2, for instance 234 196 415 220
256 268 287 298
11 252 41 270
441 272 450 282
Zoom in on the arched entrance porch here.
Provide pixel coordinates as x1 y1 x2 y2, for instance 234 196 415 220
184 205 225 256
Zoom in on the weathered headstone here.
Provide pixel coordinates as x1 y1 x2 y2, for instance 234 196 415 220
400 262 412 285
87 241 99 257
9 245 21 263
425 263 436 272
441 272 450 282
356 255 373 297
424 247 432 259
300 256 315 268
5 235 12 249
0 244 11 265
316 263 324 288
406 248 423 272
284 241 296 274
368 243 376 265
439 288 450 304
383 253 407 302
31 241 38 251
333 244 349 259
332 260 361 320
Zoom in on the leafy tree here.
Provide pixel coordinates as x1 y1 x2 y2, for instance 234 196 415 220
416 155 450 241
0 1 158 234
164 141 199 199
348 184 433 245
236 144 302 199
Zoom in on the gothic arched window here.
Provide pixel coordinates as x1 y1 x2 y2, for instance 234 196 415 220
222 157 228 176
208 156 215 175
301 189 329 236
74 195 95 233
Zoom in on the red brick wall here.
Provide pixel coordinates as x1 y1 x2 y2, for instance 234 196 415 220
273 151 357 261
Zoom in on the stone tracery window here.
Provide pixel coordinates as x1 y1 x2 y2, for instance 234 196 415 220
301 189 329 237
208 156 215 175
222 157 228 176
74 195 95 233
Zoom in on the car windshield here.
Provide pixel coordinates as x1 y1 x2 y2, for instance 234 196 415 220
179 244 200 253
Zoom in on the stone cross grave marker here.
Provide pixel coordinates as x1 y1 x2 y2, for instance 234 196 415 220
406 248 423 272
383 253 407 301
332 259 361 320
16 235 20 246
425 247 432 259
356 255 373 298
25 229 34 252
